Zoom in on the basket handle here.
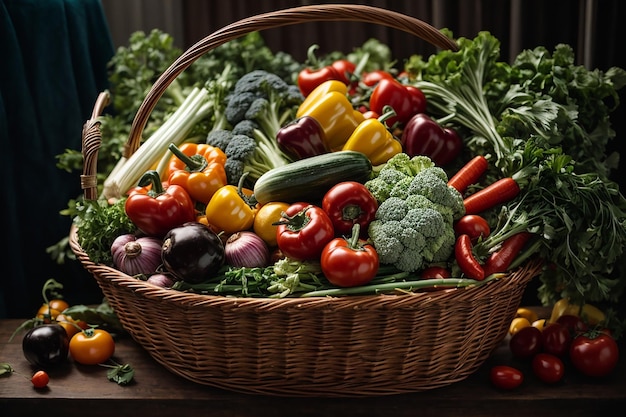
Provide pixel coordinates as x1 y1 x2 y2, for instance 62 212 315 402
81 4 457 200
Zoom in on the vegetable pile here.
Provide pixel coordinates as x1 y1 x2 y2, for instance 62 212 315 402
52 29 626 332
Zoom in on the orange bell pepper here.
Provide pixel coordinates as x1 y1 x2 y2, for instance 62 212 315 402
166 143 228 204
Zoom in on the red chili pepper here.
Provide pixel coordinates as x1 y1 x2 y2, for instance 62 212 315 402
369 78 426 127
125 170 197 237
463 177 520 215
455 234 485 280
275 116 330 160
483 232 533 276
400 113 463 166
448 155 489 194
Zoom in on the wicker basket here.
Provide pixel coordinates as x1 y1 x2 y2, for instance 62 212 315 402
70 4 543 397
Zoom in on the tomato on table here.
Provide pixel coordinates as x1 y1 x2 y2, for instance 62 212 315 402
532 353 565 384
69 328 115 365
509 325 542 359
490 365 523 390
541 322 572 357
569 331 619 377
31 370 50 388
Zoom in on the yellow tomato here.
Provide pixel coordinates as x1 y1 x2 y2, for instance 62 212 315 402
531 318 547 331
509 317 531 336
253 202 289 247
515 307 538 324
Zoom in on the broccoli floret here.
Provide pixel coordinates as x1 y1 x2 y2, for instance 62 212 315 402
388 176 414 200
224 158 245 185
231 119 259 137
368 200 457 272
408 169 465 221
206 129 234 151
382 153 435 177
225 70 304 140
365 169 410 203
224 134 256 160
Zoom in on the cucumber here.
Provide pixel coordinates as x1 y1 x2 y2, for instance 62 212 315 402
253 151 372 204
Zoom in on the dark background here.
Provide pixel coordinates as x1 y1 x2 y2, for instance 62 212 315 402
1 0 625 318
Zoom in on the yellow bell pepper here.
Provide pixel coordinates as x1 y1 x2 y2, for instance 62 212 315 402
205 180 257 235
548 298 606 325
342 108 403 165
296 80 364 151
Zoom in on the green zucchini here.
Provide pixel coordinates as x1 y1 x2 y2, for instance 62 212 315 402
253 151 372 204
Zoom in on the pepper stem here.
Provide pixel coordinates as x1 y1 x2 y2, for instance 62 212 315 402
137 170 165 196
168 143 207 172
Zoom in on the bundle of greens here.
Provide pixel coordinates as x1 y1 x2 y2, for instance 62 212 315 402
406 31 626 306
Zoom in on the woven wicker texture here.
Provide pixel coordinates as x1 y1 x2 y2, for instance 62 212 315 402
73 4 542 397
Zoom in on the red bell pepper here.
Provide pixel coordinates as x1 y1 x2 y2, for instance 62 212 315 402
275 204 335 261
321 181 378 236
401 113 463 166
369 78 427 127
125 170 196 237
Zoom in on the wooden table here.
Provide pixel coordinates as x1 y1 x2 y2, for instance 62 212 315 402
1 314 624 417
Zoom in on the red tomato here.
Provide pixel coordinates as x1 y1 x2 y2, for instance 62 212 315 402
454 215 490 242
330 59 356 85
569 332 619 377
509 326 543 359
320 232 379 287
541 322 571 357
490 365 524 390
420 266 451 279
556 314 588 337
276 204 335 261
69 328 115 365
532 353 565 384
322 181 378 236
31 370 49 389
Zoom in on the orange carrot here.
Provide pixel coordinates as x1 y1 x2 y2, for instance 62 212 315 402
463 177 520 215
447 155 488 194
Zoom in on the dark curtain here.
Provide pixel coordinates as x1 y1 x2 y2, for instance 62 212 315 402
0 0 115 318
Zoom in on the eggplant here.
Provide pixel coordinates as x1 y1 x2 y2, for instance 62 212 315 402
22 324 69 368
161 222 225 284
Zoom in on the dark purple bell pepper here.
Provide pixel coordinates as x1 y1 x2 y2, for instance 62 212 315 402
400 113 463 167
276 116 330 160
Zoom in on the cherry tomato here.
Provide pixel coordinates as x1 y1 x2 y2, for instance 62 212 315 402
253 201 290 247
515 307 539 324
322 181 378 236
490 365 523 390
542 322 571 357
509 317 531 336
48 299 70 313
31 370 49 389
330 59 356 85
320 227 379 287
556 314 588 337
36 306 61 322
55 313 88 339
420 266 451 279
509 325 543 359
569 332 619 377
454 215 490 242
69 328 115 365
532 353 565 384
275 204 335 261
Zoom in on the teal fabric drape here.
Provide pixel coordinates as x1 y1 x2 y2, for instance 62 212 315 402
0 0 114 318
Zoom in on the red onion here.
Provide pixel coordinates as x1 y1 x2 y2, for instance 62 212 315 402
146 273 176 288
224 231 270 268
111 234 163 276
